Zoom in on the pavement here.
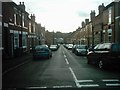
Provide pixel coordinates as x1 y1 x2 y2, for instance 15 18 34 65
2 53 32 73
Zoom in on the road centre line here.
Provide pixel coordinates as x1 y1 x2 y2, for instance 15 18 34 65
62 51 69 65
65 58 69 65
63 51 65 54
64 55 66 58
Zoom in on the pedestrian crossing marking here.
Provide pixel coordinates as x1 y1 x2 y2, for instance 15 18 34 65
77 79 120 88
79 84 99 87
102 79 119 82
106 83 120 87
77 80 93 83
26 87 47 89
53 85 72 88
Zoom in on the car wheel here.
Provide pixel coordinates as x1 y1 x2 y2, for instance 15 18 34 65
98 60 104 69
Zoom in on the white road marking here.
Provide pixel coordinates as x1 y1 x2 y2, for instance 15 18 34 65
63 51 65 54
80 84 99 87
102 79 119 82
3 60 30 75
106 84 120 87
69 67 99 88
65 58 69 65
69 67 80 87
64 55 66 58
53 85 72 88
77 80 93 83
26 87 47 89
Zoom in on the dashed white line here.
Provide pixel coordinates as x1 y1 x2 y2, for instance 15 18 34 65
65 58 69 65
63 51 69 65
64 55 66 58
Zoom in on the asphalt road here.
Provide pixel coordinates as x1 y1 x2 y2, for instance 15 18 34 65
2 45 120 89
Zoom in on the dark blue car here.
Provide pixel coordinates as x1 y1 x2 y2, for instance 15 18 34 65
33 45 52 59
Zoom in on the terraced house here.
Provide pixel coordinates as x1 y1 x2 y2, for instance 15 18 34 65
92 2 120 45
2 2 29 59
70 1 120 47
2 1 47 60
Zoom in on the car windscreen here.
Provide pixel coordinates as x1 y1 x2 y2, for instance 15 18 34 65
77 45 86 49
50 45 57 47
35 46 49 51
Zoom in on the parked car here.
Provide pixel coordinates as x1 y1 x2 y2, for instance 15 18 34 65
33 45 52 59
64 44 69 49
74 45 88 56
87 43 120 69
72 44 79 53
49 45 58 51
67 44 73 50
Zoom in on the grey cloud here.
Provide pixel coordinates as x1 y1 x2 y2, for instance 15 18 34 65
77 11 89 17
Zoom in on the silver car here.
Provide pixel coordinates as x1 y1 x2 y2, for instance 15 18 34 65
74 45 88 56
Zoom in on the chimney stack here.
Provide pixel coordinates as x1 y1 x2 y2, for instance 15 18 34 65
81 21 85 28
90 10 96 21
18 2 25 11
98 3 105 14
85 19 89 25
31 14 35 22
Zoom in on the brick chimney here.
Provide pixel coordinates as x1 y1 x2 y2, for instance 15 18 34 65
98 3 105 14
18 2 25 11
85 19 89 25
31 14 35 22
90 10 96 21
81 21 85 28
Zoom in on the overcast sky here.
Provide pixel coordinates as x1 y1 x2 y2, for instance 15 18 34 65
12 0 113 33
